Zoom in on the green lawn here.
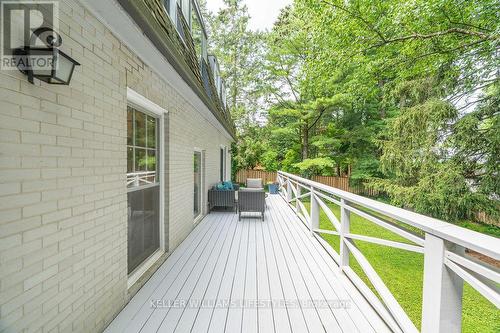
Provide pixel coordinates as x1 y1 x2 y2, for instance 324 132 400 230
301 200 499 333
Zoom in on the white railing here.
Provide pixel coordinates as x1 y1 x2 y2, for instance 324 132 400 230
277 171 500 333
127 171 157 187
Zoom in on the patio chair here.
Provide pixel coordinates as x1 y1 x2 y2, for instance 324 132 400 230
238 189 266 221
246 178 264 190
208 189 236 212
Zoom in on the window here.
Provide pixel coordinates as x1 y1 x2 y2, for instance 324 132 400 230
164 0 171 14
163 0 175 21
178 0 191 27
191 3 206 67
194 150 203 219
127 106 157 188
220 146 226 182
126 106 160 275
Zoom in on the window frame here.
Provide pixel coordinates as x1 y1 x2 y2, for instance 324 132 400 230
126 87 168 288
220 145 227 182
190 0 208 69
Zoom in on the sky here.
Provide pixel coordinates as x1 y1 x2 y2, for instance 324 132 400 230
206 0 293 31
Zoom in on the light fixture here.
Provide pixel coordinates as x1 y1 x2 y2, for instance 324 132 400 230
14 27 79 85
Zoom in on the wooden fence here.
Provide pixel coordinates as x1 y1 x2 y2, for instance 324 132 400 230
235 169 278 185
235 170 377 197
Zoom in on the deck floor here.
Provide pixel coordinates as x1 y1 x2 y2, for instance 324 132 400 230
105 195 390 333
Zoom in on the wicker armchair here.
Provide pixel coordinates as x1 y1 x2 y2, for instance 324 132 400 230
208 189 236 212
238 189 266 221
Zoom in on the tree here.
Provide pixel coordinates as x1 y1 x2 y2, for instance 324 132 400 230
205 0 266 127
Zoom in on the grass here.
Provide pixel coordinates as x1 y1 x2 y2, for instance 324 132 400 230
300 200 499 333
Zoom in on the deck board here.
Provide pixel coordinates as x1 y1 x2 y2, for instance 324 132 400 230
105 195 391 333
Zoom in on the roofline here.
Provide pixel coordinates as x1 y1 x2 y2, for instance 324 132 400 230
117 0 235 139
83 0 235 141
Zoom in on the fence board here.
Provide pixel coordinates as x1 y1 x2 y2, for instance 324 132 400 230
236 170 278 185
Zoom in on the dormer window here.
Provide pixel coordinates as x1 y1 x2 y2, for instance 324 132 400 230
163 0 176 21
178 0 191 28
191 1 207 69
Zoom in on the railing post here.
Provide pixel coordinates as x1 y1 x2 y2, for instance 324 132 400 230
286 178 292 202
421 233 464 333
309 187 319 236
295 182 301 211
339 198 350 269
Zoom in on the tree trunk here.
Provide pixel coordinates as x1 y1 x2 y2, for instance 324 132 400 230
302 122 309 160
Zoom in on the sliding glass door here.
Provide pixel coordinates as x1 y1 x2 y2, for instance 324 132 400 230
127 106 160 274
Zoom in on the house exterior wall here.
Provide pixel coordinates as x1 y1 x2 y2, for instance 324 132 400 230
0 0 232 332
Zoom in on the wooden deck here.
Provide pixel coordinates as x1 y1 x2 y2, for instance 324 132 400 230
105 195 390 333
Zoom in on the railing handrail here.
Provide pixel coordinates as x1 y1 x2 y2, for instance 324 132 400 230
278 171 499 260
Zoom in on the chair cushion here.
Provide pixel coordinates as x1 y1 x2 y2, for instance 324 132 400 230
240 187 264 192
247 178 263 189
222 181 234 190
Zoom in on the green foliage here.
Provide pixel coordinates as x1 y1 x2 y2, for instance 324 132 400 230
205 0 266 127
260 150 279 171
233 133 265 170
293 157 335 178
212 0 499 224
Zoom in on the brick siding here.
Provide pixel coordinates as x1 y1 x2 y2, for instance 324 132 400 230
0 0 232 331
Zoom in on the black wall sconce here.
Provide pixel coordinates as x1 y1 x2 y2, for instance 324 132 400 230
14 27 80 85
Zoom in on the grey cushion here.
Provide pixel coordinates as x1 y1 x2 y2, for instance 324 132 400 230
240 187 264 192
246 178 263 189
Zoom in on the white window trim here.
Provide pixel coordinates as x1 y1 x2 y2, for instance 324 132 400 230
225 146 230 181
194 147 204 224
219 144 228 182
126 88 168 289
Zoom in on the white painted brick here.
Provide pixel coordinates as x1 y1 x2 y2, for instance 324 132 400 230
0 182 21 196
0 128 20 143
0 234 21 251
0 192 40 210
0 239 42 263
23 223 58 242
42 188 72 202
21 107 57 124
41 145 71 157
0 208 21 224
41 123 70 137
22 179 57 192
22 132 56 145
22 201 58 218
22 157 57 168
42 208 72 224
23 265 58 291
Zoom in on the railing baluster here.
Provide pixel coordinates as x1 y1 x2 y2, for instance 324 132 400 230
310 187 319 236
421 233 464 333
340 198 350 270
295 181 301 211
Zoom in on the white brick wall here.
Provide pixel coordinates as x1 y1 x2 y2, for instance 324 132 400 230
0 0 232 331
